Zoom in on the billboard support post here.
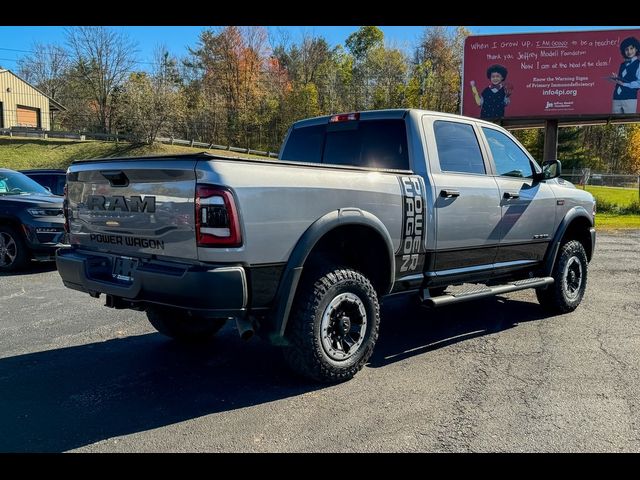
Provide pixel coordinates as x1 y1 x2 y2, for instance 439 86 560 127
543 119 559 163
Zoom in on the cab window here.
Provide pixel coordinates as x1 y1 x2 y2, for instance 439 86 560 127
433 121 486 175
482 127 534 178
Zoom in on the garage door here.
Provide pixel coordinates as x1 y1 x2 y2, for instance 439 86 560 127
16 105 40 128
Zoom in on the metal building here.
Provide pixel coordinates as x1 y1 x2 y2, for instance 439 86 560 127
0 69 66 131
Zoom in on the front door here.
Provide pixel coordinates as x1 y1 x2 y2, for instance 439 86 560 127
480 126 557 265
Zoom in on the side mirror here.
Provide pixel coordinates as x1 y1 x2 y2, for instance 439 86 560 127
535 159 562 181
544 159 562 179
44 186 52 193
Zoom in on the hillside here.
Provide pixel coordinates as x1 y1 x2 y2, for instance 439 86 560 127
0 137 272 170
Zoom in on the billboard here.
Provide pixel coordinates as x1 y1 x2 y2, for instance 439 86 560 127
462 29 640 120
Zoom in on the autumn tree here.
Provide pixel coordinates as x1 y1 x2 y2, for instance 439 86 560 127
345 26 384 110
368 45 408 109
581 124 630 172
118 47 184 144
623 124 640 174
272 32 347 130
186 26 269 147
408 26 468 113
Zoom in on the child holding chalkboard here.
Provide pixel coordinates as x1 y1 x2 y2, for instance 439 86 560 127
470 64 512 119
610 36 640 114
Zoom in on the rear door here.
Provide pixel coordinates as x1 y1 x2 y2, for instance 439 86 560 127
67 159 199 260
422 116 502 273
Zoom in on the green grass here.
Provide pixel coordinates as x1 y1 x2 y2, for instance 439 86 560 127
595 213 640 230
0 136 270 171
584 185 639 207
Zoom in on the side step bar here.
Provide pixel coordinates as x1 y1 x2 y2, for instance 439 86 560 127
422 277 554 307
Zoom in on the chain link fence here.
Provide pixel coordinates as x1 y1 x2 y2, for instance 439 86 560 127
562 169 640 190
561 169 640 214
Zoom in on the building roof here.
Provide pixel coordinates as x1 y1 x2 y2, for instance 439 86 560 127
0 68 67 111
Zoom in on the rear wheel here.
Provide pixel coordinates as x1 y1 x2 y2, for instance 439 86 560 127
282 267 380 383
146 307 227 342
536 240 588 313
0 226 29 272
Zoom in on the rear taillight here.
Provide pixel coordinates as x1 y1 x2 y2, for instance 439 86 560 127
63 183 69 233
195 184 242 247
329 112 360 123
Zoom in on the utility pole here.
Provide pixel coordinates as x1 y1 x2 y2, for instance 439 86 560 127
543 119 559 163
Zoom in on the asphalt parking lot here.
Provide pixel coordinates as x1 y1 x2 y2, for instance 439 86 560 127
0 231 638 452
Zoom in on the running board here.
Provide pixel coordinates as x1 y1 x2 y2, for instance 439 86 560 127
422 277 554 307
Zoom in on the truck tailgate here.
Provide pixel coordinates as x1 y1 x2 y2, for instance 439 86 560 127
66 159 198 260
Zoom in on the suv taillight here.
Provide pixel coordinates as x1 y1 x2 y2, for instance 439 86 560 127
63 183 69 233
195 184 242 247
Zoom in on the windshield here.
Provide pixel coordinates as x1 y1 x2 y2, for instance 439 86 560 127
0 170 52 196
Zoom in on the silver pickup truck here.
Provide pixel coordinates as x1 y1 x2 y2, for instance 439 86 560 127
56 109 596 382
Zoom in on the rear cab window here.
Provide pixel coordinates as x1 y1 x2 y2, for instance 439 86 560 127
280 118 409 170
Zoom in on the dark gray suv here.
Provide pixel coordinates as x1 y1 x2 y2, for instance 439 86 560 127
0 169 66 271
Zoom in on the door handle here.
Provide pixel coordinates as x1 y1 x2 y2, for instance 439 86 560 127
440 189 460 198
503 191 520 199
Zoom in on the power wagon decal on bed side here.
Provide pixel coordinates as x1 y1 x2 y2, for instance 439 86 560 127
396 175 426 277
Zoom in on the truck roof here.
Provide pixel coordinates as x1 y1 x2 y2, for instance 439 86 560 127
291 108 500 129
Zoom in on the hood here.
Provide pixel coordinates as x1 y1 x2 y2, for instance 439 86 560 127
548 177 575 188
0 194 64 207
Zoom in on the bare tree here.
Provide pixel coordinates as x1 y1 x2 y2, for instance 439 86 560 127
65 26 138 133
17 42 70 102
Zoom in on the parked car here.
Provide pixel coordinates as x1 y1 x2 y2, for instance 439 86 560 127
19 169 66 196
0 169 66 271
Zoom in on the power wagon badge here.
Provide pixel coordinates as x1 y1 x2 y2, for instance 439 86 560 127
396 176 426 275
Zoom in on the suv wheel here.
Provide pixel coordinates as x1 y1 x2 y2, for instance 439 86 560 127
536 239 588 313
146 308 227 342
0 226 29 272
283 267 380 383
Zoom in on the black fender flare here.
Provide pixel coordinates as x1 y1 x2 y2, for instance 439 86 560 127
269 208 395 340
542 206 594 276
0 215 25 235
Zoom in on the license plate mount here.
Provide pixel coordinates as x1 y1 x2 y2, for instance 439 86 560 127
112 256 138 283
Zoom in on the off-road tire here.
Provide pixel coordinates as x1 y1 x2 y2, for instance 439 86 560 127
0 225 30 272
283 267 380 383
536 240 588 313
146 308 226 342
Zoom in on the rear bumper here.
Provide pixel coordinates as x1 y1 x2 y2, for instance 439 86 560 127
590 227 596 260
56 248 247 314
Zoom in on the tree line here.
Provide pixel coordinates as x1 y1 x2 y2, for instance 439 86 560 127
11 26 640 174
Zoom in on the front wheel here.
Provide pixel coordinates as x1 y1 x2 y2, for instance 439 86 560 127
146 308 227 342
536 239 588 313
0 225 29 272
282 268 380 383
